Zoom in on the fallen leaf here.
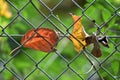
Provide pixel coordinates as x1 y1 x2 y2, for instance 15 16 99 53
21 28 59 52
10 28 59 55
69 14 109 58
90 33 101 57
69 14 89 52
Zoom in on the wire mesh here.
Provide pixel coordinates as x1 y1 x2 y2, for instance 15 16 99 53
0 0 120 80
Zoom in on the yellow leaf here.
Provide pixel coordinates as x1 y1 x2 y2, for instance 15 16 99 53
0 0 12 18
69 14 109 58
69 14 89 52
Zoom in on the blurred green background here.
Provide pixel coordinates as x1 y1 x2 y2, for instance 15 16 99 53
0 0 120 80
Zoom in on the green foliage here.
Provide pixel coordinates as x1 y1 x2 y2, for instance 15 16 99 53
0 0 120 80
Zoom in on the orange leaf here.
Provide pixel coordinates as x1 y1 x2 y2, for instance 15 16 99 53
21 28 59 52
69 14 89 52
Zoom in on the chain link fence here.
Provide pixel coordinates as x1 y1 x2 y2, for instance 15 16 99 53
0 0 120 80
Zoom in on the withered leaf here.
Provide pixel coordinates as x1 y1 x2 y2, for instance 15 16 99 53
21 28 59 52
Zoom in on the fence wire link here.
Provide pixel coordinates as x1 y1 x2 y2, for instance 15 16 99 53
0 0 120 80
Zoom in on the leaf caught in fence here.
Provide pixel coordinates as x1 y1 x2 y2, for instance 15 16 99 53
10 28 59 55
89 33 102 57
21 28 59 52
69 14 109 58
69 14 89 52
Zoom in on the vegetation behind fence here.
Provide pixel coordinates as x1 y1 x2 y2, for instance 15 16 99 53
0 0 120 80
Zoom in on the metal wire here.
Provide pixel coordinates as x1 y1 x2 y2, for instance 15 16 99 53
0 0 120 80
